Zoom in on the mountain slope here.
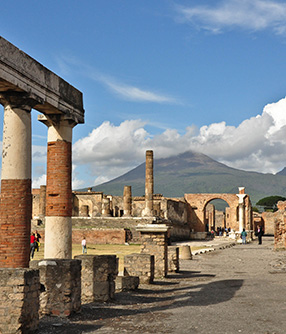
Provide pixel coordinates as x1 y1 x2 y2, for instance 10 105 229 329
80 151 286 204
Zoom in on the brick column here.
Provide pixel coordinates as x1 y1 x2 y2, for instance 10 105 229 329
39 115 75 259
143 150 154 217
0 93 35 268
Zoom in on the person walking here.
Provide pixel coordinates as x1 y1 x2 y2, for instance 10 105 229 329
82 237 87 254
241 228 247 244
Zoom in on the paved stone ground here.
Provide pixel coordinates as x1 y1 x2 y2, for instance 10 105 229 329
39 236 286 334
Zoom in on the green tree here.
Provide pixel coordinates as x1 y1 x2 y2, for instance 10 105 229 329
256 196 286 212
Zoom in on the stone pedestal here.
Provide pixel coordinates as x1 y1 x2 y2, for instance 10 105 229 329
180 245 192 260
30 259 81 317
0 268 40 333
74 255 118 302
136 224 169 278
124 253 154 284
168 246 179 272
115 276 139 292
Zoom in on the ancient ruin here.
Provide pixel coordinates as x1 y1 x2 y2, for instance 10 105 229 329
0 36 84 333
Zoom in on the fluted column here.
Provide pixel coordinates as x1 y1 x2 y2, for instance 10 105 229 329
0 93 35 268
123 186 132 217
143 150 154 217
39 115 75 259
38 185 46 220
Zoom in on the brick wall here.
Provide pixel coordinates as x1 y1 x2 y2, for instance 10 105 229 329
0 179 31 268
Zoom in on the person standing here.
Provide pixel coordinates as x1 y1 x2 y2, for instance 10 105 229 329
257 226 264 245
82 237 87 254
34 230 41 252
241 228 247 244
30 233 36 259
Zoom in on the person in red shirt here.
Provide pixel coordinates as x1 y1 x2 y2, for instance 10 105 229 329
30 233 36 259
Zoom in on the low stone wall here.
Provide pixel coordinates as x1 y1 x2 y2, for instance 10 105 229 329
75 255 118 302
124 253 154 284
30 259 81 317
0 268 40 334
31 228 128 245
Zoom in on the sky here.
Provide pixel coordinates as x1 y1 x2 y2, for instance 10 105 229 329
1 0 286 189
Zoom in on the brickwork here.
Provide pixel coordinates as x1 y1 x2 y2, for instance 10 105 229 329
75 255 118 302
30 259 81 317
33 228 127 245
0 268 40 333
0 179 32 268
46 140 72 217
124 253 154 284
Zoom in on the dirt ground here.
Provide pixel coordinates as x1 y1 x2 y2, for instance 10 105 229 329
38 236 286 334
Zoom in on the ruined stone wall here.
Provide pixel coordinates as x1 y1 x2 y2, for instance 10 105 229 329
261 212 275 235
31 228 128 244
274 211 286 250
32 189 40 217
72 192 103 217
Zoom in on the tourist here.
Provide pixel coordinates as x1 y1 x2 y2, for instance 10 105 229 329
34 230 41 252
82 237 87 254
241 228 247 244
30 233 36 259
257 226 264 245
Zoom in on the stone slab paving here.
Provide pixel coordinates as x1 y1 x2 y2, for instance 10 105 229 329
39 236 286 334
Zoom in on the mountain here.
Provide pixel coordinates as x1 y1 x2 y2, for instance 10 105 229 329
277 167 286 176
79 151 286 205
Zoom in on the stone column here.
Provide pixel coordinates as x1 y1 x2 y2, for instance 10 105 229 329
39 185 47 219
238 203 245 232
123 185 132 217
237 187 246 232
101 198 111 217
0 93 35 268
39 115 75 259
143 150 154 217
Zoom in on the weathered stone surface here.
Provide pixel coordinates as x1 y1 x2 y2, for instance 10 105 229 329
74 255 118 303
0 36 84 123
0 268 40 333
116 276 139 291
124 253 154 284
168 246 180 272
30 259 81 317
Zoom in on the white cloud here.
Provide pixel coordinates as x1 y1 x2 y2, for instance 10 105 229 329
32 174 46 189
175 0 286 35
99 76 178 104
72 96 286 185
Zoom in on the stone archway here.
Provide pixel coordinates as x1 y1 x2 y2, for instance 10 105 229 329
185 188 252 233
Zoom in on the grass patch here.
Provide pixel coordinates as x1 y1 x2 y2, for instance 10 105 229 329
33 243 141 272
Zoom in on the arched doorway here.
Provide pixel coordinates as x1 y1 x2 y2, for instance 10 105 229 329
205 199 230 234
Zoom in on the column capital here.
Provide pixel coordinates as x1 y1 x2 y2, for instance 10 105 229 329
38 114 77 128
0 91 41 112
38 114 76 143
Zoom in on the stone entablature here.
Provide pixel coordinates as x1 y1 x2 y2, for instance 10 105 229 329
0 36 84 123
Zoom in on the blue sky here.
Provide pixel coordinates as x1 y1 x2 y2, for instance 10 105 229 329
1 0 286 189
